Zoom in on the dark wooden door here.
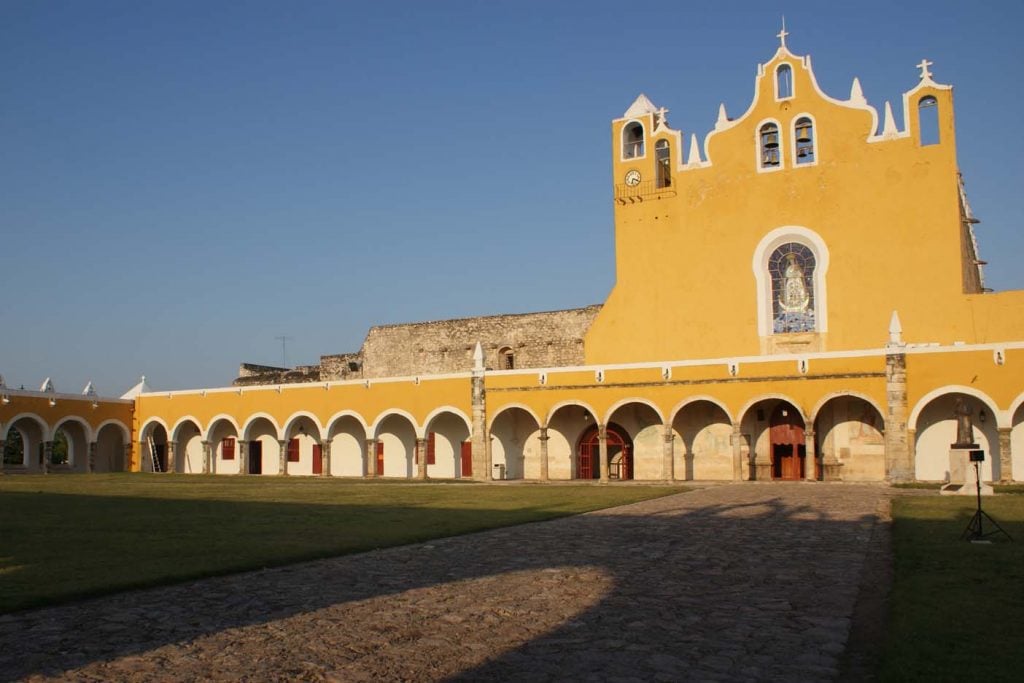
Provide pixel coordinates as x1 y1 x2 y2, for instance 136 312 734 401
460 441 472 477
376 441 385 476
312 444 322 475
249 441 262 474
769 404 805 480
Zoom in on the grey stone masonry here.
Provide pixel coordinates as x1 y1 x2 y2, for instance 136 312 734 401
884 351 913 482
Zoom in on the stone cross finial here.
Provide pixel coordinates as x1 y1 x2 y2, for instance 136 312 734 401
777 18 788 48
916 58 933 80
655 106 669 125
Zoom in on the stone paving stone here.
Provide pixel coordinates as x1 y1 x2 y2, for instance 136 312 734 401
0 483 891 682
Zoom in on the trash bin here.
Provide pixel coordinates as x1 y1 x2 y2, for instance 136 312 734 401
493 463 506 480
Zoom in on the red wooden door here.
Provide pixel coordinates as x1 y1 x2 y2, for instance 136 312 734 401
312 444 322 475
769 405 805 480
460 441 472 477
376 441 385 476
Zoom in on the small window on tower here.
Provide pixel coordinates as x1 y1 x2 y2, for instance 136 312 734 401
794 117 815 164
760 123 781 168
918 96 939 146
776 64 793 99
499 347 515 370
655 139 671 188
623 122 644 159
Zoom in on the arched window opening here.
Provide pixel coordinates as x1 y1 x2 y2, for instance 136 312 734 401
655 139 671 188
3 428 24 465
776 64 793 99
623 122 644 159
795 117 815 164
918 96 939 146
499 346 515 370
769 242 816 333
760 123 781 168
51 429 70 465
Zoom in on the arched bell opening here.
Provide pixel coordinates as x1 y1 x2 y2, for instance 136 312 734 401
576 423 633 481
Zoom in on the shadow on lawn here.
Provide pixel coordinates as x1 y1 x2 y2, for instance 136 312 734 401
0 486 903 681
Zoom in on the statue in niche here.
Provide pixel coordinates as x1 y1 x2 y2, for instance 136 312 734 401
952 397 977 448
778 253 811 313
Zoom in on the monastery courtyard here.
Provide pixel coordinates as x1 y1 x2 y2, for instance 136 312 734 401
0 483 893 682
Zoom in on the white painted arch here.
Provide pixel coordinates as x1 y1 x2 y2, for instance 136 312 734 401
170 415 204 442
669 396 735 426
545 400 599 427
422 405 473 438
909 385 1005 430
138 416 170 441
1 412 49 441
95 418 131 443
737 393 809 426
204 414 241 441
241 412 283 441
1006 391 1024 423
49 415 95 442
325 410 370 436
604 397 665 426
810 391 885 425
282 411 327 441
487 403 542 431
370 408 420 439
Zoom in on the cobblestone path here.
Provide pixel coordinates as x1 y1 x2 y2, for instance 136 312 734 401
0 483 891 682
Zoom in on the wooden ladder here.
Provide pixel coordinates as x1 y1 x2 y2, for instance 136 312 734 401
148 438 162 473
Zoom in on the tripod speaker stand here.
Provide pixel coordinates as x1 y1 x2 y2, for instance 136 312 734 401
960 454 1012 542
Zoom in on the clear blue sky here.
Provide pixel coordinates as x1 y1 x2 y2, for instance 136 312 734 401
2 1 1022 394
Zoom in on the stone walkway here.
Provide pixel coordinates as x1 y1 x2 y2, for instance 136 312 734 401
0 483 892 682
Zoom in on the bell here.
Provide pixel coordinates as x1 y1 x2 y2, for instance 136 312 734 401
796 125 812 143
797 147 809 158
764 132 779 148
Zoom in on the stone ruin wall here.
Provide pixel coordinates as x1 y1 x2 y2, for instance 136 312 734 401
233 306 601 386
355 305 601 378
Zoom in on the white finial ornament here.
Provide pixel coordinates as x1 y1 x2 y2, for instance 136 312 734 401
687 134 702 165
777 17 789 48
889 310 903 345
40 377 55 393
916 58 934 81
655 106 669 128
716 103 729 127
882 101 898 137
472 342 484 372
849 77 866 105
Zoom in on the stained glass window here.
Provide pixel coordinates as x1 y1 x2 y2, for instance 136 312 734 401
769 243 816 333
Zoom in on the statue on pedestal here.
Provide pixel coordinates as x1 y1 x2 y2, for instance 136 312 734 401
952 397 977 448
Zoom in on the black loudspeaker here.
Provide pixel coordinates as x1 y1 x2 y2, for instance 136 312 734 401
969 449 985 462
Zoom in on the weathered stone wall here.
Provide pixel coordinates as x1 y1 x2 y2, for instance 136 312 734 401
358 306 601 378
234 363 321 387
235 306 601 385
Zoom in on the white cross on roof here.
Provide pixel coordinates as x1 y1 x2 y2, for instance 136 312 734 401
917 58 934 80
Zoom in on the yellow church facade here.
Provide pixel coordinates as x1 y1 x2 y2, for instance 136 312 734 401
3 37 1023 484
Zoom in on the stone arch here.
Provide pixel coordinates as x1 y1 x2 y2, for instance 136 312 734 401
546 402 599 480
370 409 420 439
909 385 1003 431
606 400 664 480
1 413 48 441
95 420 129 472
172 417 204 474
4 413 48 470
913 388 1001 482
375 412 417 478
139 418 169 473
242 414 281 476
424 408 472 478
489 406 541 480
50 415 94 443
283 411 326 441
488 403 542 432
327 412 368 477
576 422 633 480
207 416 241 475
672 399 734 481
669 395 734 426
242 413 283 441
814 394 885 481
811 391 885 425
1010 397 1024 482
739 396 809 481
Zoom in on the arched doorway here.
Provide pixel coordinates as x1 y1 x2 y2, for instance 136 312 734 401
577 423 633 480
770 404 806 480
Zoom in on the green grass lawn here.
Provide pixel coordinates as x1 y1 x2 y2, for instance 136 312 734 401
883 494 1024 681
0 474 686 613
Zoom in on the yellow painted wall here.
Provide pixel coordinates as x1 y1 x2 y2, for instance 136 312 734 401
0 393 132 440
587 45 1024 366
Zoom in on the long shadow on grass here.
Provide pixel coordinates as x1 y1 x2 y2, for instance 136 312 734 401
0 485 907 681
